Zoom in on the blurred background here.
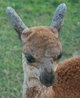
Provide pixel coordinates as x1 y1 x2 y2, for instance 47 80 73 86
0 0 80 97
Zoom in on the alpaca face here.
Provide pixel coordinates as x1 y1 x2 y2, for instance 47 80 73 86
21 26 62 87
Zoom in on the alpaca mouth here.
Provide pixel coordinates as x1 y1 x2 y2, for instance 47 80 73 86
39 72 56 87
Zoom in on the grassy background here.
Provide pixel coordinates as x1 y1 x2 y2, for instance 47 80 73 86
0 0 80 97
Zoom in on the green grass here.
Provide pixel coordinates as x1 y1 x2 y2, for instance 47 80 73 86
0 0 80 97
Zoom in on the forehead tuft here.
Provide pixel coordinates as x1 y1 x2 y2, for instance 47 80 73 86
27 26 58 41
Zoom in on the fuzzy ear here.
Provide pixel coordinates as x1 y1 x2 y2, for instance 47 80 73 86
6 7 28 39
50 3 67 32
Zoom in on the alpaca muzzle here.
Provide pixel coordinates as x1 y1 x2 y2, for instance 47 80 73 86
40 70 56 87
38 57 57 87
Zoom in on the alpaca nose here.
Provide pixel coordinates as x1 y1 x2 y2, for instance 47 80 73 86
40 71 56 87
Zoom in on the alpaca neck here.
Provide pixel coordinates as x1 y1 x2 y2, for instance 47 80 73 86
22 53 47 98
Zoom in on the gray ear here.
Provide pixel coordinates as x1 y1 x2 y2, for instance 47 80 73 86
50 3 67 32
6 7 28 39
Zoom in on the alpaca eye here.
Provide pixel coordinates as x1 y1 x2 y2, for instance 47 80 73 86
25 54 35 63
57 53 62 60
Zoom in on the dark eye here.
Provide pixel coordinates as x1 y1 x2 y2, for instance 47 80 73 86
25 54 35 63
57 53 62 60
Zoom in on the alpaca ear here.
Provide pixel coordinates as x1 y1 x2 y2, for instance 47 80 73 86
6 7 29 39
50 3 67 33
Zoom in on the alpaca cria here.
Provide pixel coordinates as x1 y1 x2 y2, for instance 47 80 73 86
7 3 80 98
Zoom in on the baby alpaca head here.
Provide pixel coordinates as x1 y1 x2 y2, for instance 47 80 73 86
21 26 62 86
7 3 66 87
